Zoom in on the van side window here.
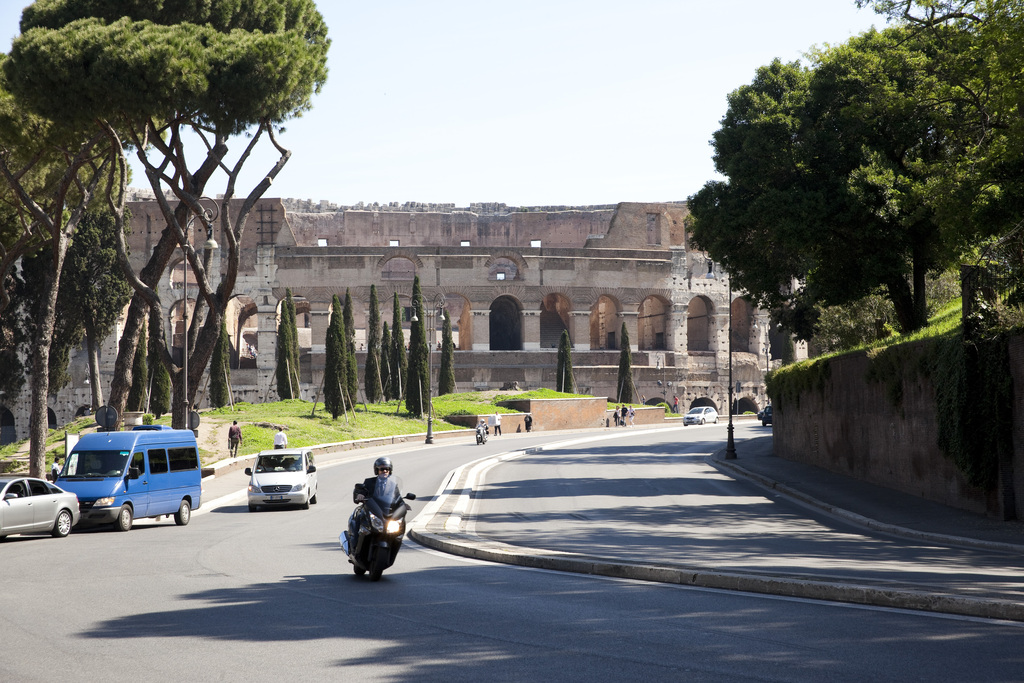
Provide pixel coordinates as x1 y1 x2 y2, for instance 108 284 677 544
149 449 169 474
131 451 146 476
169 447 198 472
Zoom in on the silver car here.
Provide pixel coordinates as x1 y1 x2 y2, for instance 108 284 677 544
0 476 80 539
245 449 319 512
683 406 719 426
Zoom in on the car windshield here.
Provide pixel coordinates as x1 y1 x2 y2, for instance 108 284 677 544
686 408 703 415
255 454 303 472
62 450 130 478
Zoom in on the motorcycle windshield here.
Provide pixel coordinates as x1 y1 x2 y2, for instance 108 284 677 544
371 475 400 512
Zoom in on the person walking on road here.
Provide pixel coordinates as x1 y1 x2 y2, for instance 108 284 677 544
228 421 243 457
274 426 288 449
493 412 502 436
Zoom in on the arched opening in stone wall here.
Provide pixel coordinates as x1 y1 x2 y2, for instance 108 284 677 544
540 293 571 348
440 294 472 350
687 296 714 352
638 295 669 350
489 296 523 350
690 396 718 412
75 405 91 419
169 298 196 365
589 295 619 350
737 396 759 414
488 258 520 281
47 408 57 430
381 257 415 281
731 297 755 352
0 406 15 446
229 296 258 369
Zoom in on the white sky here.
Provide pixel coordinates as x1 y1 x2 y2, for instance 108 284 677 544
0 1 882 207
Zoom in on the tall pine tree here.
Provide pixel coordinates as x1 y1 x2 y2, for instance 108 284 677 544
209 320 231 408
616 322 634 403
405 276 428 416
438 306 456 396
380 322 393 400
556 329 575 393
364 284 382 403
323 294 347 419
343 289 358 404
390 292 407 403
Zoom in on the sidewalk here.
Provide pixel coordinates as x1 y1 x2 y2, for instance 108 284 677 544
409 432 1024 622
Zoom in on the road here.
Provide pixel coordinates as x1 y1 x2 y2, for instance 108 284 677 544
2 426 1022 681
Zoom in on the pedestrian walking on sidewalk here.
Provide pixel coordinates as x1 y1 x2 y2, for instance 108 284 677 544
228 421 242 458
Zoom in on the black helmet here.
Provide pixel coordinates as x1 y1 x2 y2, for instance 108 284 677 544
373 456 393 475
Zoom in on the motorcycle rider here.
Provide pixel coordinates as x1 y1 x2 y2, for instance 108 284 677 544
347 456 403 549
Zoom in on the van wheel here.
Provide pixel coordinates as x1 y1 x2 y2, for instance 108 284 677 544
248 504 258 512
52 509 73 538
174 500 191 526
115 505 133 532
310 492 318 505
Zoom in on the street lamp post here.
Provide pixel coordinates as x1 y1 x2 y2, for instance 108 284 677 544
419 295 447 444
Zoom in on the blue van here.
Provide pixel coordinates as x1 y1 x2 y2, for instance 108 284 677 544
57 426 202 531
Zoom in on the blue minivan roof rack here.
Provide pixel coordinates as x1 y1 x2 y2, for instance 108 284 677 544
131 425 174 431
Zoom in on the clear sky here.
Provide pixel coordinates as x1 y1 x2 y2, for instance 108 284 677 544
0 1 883 208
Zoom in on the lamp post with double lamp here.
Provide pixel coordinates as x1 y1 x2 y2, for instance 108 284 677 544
704 257 736 459
414 295 447 444
179 198 219 430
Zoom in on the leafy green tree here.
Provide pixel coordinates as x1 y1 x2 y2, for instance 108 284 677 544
380 322 393 400
390 292 407 402
209 320 231 409
688 27 972 339
0 267 28 404
438 308 456 396
148 310 171 419
126 321 149 412
405 277 429 416
364 285 382 403
343 288 358 403
616 323 634 403
556 330 575 393
323 294 347 419
1 2 330 436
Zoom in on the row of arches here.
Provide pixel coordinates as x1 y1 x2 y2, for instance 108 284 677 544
165 291 760 370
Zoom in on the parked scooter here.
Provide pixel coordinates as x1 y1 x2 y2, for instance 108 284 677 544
341 487 416 580
475 422 488 445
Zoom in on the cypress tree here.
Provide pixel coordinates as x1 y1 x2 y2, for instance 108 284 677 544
390 292 407 403
380 322 392 400
343 289 358 403
616 322 634 403
364 284 382 403
127 320 149 412
324 294 346 419
148 310 171 418
557 329 575 393
438 307 456 396
406 276 428 416
209 319 231 408
276 292 297 399
287 290 301 394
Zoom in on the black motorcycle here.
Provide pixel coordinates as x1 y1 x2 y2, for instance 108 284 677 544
475 423 488 445
342 488 416 580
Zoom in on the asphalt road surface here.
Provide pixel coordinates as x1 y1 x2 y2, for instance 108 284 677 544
3 426 1022 682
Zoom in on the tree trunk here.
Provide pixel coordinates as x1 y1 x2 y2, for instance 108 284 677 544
28 236 68 477
85 328 103 411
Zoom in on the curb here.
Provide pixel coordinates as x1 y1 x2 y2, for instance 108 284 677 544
409 438 1024 623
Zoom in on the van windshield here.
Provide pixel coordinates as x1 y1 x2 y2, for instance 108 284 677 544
62 450 131 478
255 454 303 472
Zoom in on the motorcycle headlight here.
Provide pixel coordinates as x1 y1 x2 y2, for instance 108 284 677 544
370 513 384 533
386 519 403 534
94 497 115 507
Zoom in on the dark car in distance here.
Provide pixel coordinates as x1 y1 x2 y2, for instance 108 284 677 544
759 405 773 427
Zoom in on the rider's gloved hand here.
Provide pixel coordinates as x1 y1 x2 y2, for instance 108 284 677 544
355 493 365 502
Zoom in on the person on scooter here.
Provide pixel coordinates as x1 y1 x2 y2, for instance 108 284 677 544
353 456 401 504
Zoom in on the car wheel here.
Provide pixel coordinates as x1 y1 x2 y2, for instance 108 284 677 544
714 416 719 424
174 500 191 526
762 420 768 427
310 491 318 505
52 509 73 538
699 418 705 425
248 504 259 512
115 504 133 532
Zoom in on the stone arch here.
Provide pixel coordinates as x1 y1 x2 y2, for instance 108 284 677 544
488 257 521 282
375 251 424 270
228 295 258 369
47 407 57 430
169 298 196 365
737 396 759 415
731 297 756 352
0 406 15 446
690 396 718 412
484 251 528 273
489 295 523 350
687 296 714 352
74 405 91 419
440 293 472 351
637 295 670 350
540 293 571 348
589 295 620 350
379 255 418 281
